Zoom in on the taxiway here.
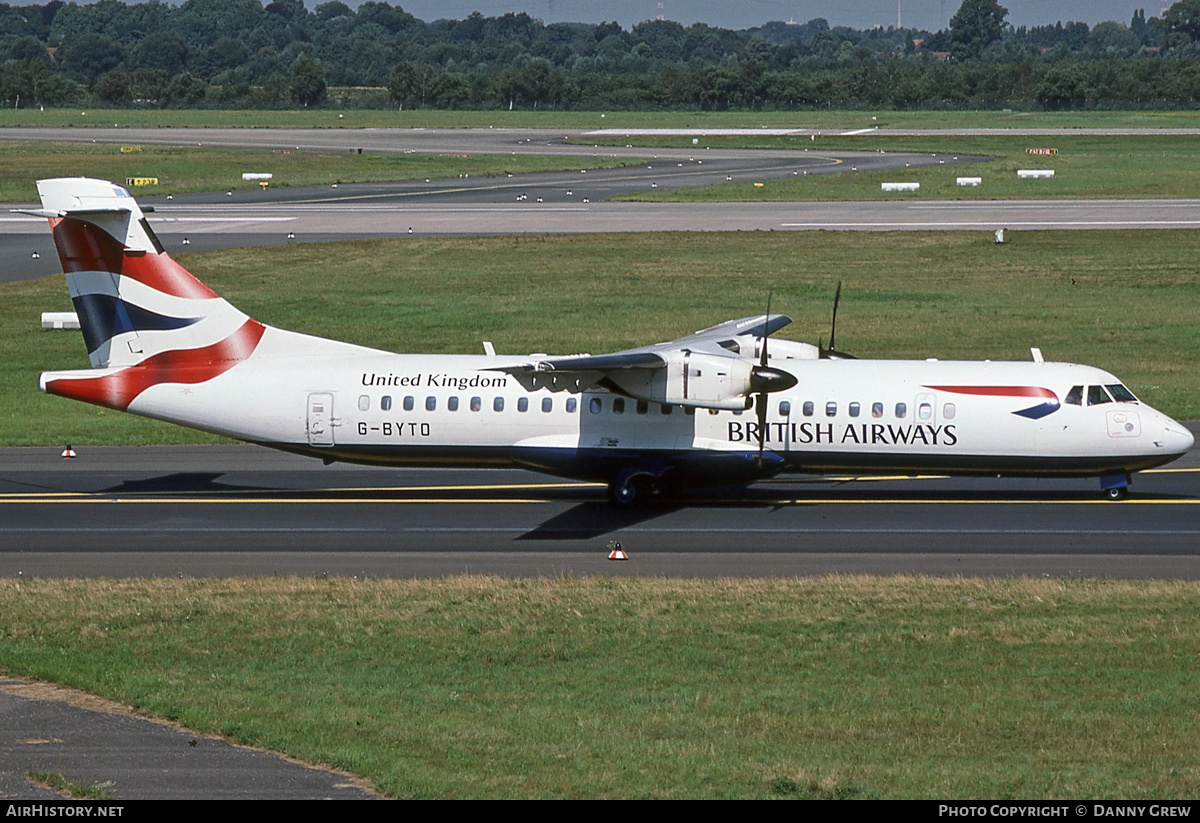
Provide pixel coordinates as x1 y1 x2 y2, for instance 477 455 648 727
2 429 1198 578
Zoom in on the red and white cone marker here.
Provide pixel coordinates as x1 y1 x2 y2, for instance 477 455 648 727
606 540 627 560
61 445 76 459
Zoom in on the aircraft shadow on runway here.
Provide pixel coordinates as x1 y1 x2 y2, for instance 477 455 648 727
516 501 685 540
98 471 1188 504
101 472 264 494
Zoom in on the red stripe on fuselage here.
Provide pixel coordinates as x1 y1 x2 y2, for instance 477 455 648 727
924 385 1058 399
44 319 266 411
50 217 217 300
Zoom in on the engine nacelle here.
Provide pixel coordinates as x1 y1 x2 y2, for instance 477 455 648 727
608 352 755 410
760 339 820 361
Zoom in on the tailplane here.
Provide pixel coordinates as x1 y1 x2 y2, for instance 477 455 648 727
30 178 265 411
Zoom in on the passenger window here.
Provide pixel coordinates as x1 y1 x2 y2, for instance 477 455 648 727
613 398 625 414
709 408 720 416
1107 384 1138 402
1087 385 1112 406
636 400 648 415
589 397 601 414
919 402 932 420
779 400 791 416
1065 386 1083 406
448 396 459 412
943 403 955 419
381 395 392 412
426 396 436 411
567 397 578 414
684 406 695 415
358 395 370 411
826 402 837 417
895 402 907 419
542 397 552 413
470 396 481 412
517 397 528 412
849 402 860 418
661 404 672 415
872 402 883 418
803 401 814 417
493 397 505 412
403 396 414 411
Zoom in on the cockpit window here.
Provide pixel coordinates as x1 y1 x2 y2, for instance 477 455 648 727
1106 384 1138 403
1065 386 1083 406
1087 385 1112 406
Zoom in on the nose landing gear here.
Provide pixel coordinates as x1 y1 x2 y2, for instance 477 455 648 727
1101 472 1131 501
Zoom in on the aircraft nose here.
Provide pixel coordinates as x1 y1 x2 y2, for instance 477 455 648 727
1162 420 1195 456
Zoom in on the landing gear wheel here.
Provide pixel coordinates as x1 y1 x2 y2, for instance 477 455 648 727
1106 486 1128 501
610 481 638 506
608 474 658 507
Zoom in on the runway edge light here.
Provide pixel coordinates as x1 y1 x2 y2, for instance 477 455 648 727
607 540 628 561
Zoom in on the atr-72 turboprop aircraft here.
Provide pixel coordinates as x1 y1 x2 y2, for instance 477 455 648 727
26 178 1194 504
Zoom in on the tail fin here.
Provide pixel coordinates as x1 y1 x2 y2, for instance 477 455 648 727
32 178 265 412
34 177 255 369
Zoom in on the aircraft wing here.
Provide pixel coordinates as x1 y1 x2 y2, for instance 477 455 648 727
490 314 795 409
664 314 792 348
493 314 791 375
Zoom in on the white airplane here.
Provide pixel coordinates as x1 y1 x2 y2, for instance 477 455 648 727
26 177 1194 504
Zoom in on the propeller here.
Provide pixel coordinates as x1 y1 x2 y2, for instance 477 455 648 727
751 292 798 467
819 281 857 360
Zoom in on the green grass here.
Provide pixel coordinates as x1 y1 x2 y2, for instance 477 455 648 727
610 134 1200 201
2 575 1200 798
0 141 639 203
4 230 1197 446
26 771 114 800
5 107 1200 130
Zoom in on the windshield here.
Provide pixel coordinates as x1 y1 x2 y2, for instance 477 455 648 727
1106 384 1139 402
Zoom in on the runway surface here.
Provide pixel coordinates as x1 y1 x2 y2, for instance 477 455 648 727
2 427 1199 579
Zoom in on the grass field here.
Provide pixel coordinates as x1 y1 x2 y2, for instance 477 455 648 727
0 140 639 203
4 107 1200 131
608 134 1200 201
3 229 1197 448
2 575 1199 799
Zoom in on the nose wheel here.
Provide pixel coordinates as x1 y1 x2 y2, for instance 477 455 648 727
1101 472 1131 501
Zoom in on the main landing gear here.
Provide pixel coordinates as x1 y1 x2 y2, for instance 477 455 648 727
1101 472 1131 501
608 471 663 507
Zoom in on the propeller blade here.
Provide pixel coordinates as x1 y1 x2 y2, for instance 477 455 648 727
756 392 768 463
756 290 777 465
819 281 857 359
828 281 842 353
760 290 772 369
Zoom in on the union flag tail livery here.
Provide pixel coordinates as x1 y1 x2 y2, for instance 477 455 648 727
34 177 374 440
31 178 1193 504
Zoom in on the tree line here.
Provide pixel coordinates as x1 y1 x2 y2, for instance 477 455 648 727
4 0 1200 110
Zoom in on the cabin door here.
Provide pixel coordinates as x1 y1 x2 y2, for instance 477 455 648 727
307 392 335 446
